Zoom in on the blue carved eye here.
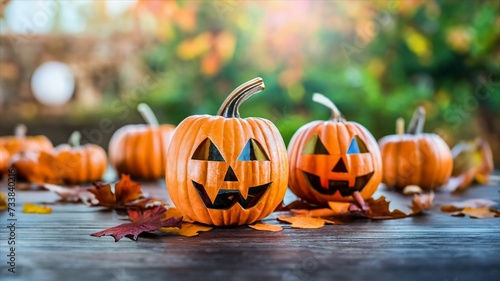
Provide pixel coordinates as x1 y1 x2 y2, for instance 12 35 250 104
347 136 369 154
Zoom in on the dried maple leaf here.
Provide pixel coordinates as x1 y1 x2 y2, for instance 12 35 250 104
44 184 98 205
89 174 144 208
23 203 52 214
160 223 213 237
441 199 497 211
249 223 283 232
449 139 494 193
327 202 351 215
0 192 6 211
410 192 434 215
91 206 182 242
274 199 320 212
277 216 328 229
363 196 407 219
460 207 498 219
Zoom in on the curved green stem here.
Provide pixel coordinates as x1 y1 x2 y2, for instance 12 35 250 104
407 106 425 134
137 103 159 128
217 77 265 118
312 93 343 120
69 131 81 147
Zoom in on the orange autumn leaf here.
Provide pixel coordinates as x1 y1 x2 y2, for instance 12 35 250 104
89 174 144 208
364 196 407 219
277 216 326 229
461 207 499 219
327 202 351 215
249 223 283 232
165 207 195 223
23 203 52 214
201 51 221 76
410 192 434 215
160 223 213 237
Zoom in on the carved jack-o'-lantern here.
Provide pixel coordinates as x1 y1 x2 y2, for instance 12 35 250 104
166 78 288 226
288 93 382 204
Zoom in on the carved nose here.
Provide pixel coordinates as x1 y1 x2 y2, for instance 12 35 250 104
224 166 239 181
332 158 348 173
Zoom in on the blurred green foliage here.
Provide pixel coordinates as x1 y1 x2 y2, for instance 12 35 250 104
119 0 499 147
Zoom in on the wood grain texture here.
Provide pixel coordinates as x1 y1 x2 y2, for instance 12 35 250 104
1 176 499 281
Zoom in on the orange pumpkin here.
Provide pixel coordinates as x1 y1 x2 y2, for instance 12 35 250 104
288 93 383 204
0 124 53 155
52 131 108 184
109 103 175 180
0 146 10 176
378 106 453 190
166 77 288 226
11 131 107 184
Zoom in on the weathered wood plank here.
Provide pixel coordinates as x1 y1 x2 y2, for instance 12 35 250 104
1 177 499 281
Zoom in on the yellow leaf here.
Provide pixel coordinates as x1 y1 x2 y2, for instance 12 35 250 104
176 32 212 60
160 223 212 237
0 192 7 211
23 203 52 214
291 208 336 217
461 207 498 219
277 216 325 229
327 202 351 215
248 223 283 232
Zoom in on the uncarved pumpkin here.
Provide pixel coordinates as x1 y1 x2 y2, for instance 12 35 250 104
378 106 453 190
0 146 10 176
11 131 107 184
109 104 175 180
166 77 288 226
53 131 108 184
288 93 383 204
0 124 53 156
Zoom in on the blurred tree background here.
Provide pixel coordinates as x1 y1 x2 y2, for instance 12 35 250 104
0 0 499 165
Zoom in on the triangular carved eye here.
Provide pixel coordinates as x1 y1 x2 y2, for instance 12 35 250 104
302 134 330 155
238 139 269 161
347 135 369 154
191 138 225 161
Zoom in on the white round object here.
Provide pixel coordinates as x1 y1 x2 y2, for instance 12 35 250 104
31 61 75 106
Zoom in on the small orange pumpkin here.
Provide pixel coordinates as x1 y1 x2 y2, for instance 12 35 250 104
378 106 453 190
166 77 288 226
52 131 108 184
288 93 383 204
109 103 175 180
0 124 53 155
11 131 107 184
0 146 10 176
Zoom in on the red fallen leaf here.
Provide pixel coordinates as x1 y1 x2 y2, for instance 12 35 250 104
91 206 182 242
89 174 144 208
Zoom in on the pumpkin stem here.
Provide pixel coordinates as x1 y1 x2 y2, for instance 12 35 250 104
396 118 404 136
312 93 343 120
406 106 425 134
217 77 265 118
14 124 27 138
137 103 159 128
69 131 81 147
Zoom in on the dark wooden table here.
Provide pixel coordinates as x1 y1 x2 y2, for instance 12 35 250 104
1 174 499 281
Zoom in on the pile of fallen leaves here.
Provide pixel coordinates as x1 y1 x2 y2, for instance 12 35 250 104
43 174 213 241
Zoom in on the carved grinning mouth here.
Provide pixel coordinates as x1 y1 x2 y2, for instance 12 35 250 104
192 181 271 210
303 171 374 197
